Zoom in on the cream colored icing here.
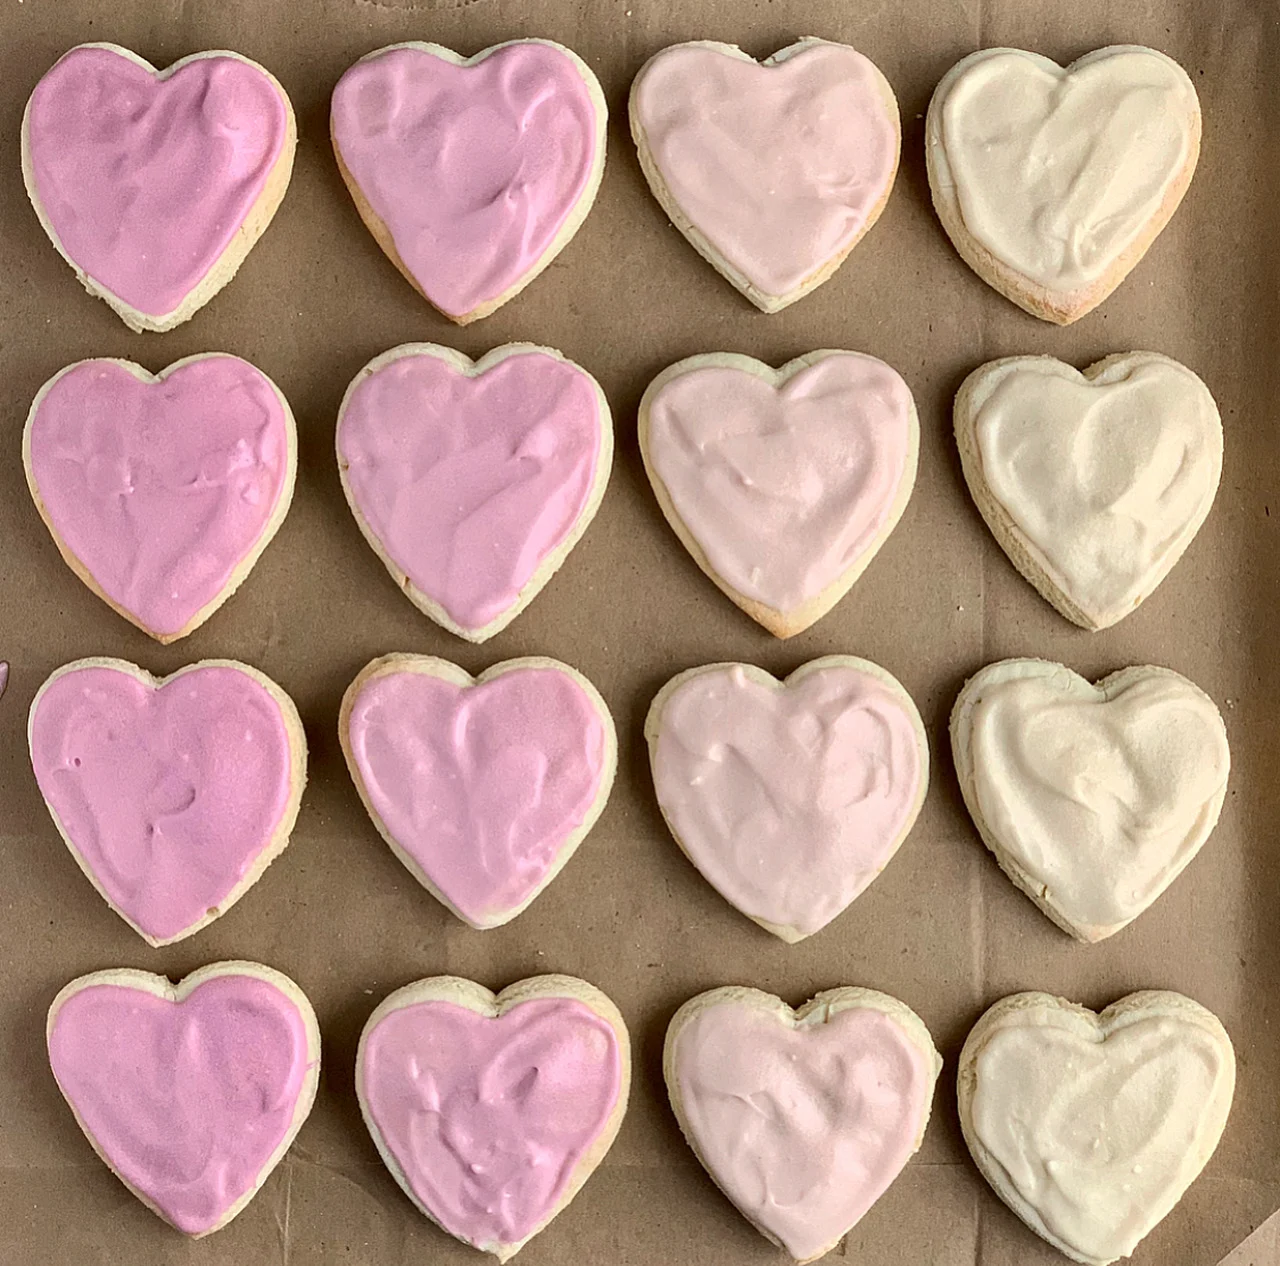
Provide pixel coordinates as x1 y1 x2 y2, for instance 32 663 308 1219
967 664 1228 935
971 356 1221 626
970 1007 1233 1262
938 48 1197 290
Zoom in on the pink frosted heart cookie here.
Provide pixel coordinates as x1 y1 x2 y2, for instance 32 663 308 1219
48 962 320 1236
666 986 940 1262
357 974 629 1260
331 40 606 323
647 659 927 942
630 39 900 312
24 355 296 643
340 655 616 928
29 658 307 946
23 44 296 332
640 351 917 637
337 343 612 641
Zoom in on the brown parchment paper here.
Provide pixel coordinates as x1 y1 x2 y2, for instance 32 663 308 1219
0 1 1276 1263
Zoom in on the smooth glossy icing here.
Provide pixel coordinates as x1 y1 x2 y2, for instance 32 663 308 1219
360 996 621 1247
632 42 897 298
30 663 296 942
672 999 930 1261
338 348 603 633
331 43 600 317
26 46 289 317
968 356 1221 626
970 1006 1233 1262
967 664 1229 935
346 664 607 923
0 664 7 700
646 354 913 612
27 357 292 638
48 973 314 1235
938 49 1197 290
651 664 923 938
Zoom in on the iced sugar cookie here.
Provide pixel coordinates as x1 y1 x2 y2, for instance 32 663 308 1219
48 962 320 1236
337 343 612 641
23 44 295 332
630 39 899 312
340 655 616 928
30 658 307 946
959 991 1234 1265
331 41 606 323
926 46 1200 323
357 974 629 1260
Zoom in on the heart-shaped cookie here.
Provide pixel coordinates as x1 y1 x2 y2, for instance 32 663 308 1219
959 991 1235 1265
25 355 297 643
29 658 307 946
639 352 917 637
340 654 616 928
23 44 295 332
630 39 899 312
48 962 320 1237
331 41 606 323
926 46 1200 324
337 343 612 641
666 986 940 1262
647 659 927 942
955 353 1222 630
951 659 1230 942
357 974 629 1261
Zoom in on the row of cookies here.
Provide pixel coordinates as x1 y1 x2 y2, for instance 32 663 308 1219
47 960 1234 1266
25 38 1199 330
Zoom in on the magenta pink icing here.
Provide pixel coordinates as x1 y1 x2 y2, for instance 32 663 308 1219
360 995 620 1247
331 43 600 317
338 348 603 632
27 357 292 638
30 663 296 942
48 973 314 1235
346 665 607 923
26 46 289 318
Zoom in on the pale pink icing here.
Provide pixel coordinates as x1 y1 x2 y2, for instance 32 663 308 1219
338 348 603 632
671 999 930 1261
28 357 292 638
360 996 621 1247
331 43 599 317
633 42 898 298
48 973 314 1235
651 664 922 937
30 663 296 942
26 46 288 318
646 354 913 612
347 665 607 923
0 664 7 699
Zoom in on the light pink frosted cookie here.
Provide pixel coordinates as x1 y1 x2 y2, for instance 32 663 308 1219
630 38 900 312
23 44 295 332
29 658 307 946
337 343 612 641
331 40 606 324
48 961 320 1237
357 974 629 1260
340 654 616 928
24 355 296 643
647 659 928 941
639 351 917 637
666 986 940 1262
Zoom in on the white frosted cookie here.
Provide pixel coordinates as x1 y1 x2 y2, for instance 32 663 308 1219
629 38 899 311
666 986 940 1262
955 352 1222 630
951 659 1229 942
926 46 1200 324
959 991 1235 1265
639 351 918 637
